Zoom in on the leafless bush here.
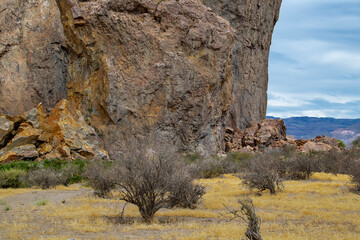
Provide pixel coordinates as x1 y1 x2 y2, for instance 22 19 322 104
349 160 360 194
223 198 262 240
115 153 205 223
285 154 315 180
189 157 240 179
83 160 116 198
26 169 63 189
169 182 205 209
241 155 283 194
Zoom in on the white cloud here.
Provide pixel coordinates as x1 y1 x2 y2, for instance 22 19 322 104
321 51 360 71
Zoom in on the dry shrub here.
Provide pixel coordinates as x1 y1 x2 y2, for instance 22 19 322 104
285 154 316 180
349 160 360 194
83 160 116 198
241 154 283 195
189 157 241 179
115 153 205 222
224 198 262 240
26 169 63 189
169 181 205 209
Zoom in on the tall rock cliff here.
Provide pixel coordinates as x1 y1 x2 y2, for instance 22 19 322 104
0 0 282 159
202 0 282 129
0 0 68 115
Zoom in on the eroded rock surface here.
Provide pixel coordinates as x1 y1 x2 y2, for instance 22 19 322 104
0 0 68 115
202 0 282 129
1 0 282 158
0 101 108 163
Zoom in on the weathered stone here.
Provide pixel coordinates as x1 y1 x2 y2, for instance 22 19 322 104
245 123 260 136
256 119 287 145
55 0 239 157
48 99 109 159
37 143 54 156
9 123 41 147
0 0 282 158
0 144 38 163
301 142 333 153
0 0 68 115
224 119 339 153
0 116 14 147
202 0 282 129
0 151 18 163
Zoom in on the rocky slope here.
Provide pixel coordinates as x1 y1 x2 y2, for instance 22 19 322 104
0 0 282 160
224 119 342 153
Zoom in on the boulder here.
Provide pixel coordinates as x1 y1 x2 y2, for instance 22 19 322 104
0 100 108 162
301 141 333 153
8 123 41 147
256 119 287 145
47 99 109 159
0 144 38 163
224 119 340 153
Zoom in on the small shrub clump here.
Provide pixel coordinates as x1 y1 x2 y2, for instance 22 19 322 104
285 154 316 180
349 160 360 194
241 154 283 195
0 169 27 188
115 153 205 222
83 160 116 198
25 169 64 189
0 158 86 189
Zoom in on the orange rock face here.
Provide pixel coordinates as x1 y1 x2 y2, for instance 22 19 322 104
0 101 108 163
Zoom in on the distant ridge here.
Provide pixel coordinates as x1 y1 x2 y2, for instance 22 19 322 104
267 116 360 146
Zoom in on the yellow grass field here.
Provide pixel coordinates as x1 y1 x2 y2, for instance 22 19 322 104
0 173 359 239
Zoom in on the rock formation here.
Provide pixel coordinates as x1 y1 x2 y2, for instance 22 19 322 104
224 119 342 153
0 0 282 159
0 100 108 163
201 0 282 129
0 0 68 115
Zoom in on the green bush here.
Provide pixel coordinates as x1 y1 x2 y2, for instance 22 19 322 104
0 169 27 188
337 140 346 148
0 160 39 172
225 152 254 164
0 159 86 188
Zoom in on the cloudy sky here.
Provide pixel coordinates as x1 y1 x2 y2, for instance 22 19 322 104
267 0 360 119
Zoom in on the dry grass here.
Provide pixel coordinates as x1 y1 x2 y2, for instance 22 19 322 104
0 173 359 239
0 188 34 199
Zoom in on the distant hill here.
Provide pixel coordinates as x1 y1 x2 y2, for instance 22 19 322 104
267 116 360 146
